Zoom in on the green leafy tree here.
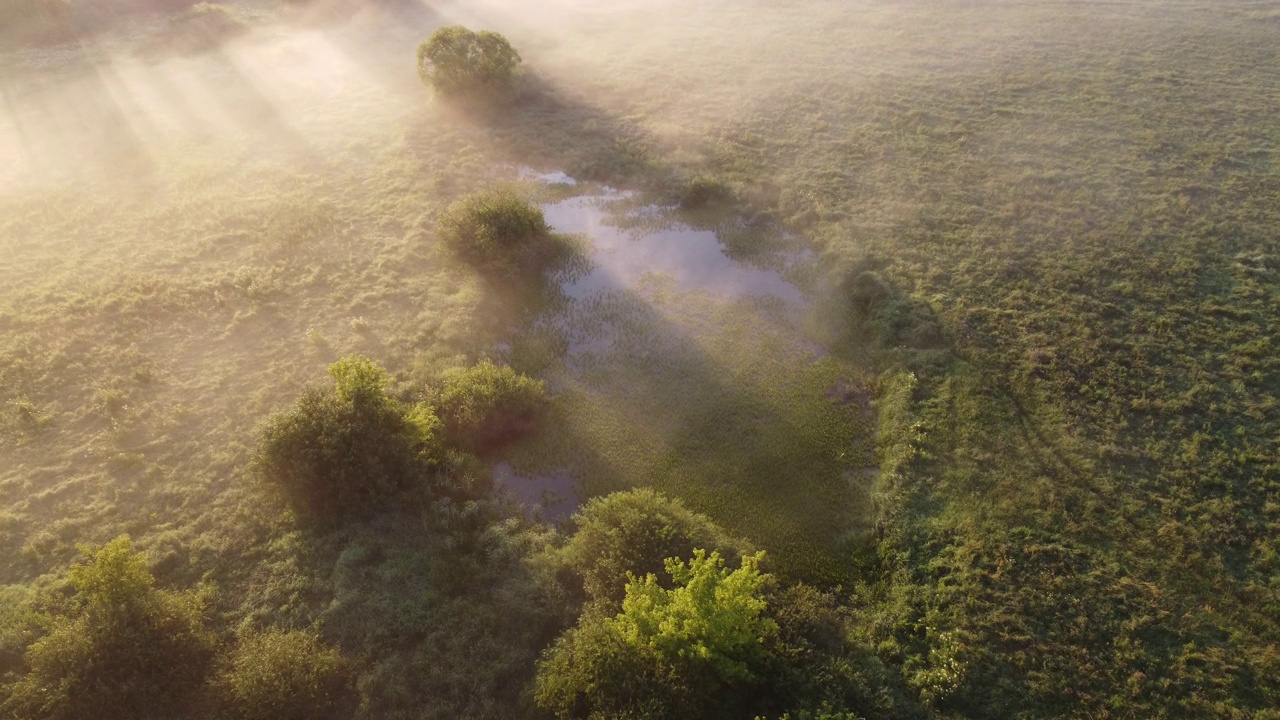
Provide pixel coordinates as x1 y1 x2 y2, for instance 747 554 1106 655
535 549 779 720
1 536 215 720
255 356 441 522
416 25 523 102
618 550 777 684
214 629 354 720
557 488 752 604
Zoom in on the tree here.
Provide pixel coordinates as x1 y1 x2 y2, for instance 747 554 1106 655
534 549 780 720
417 25 523 102
254 356 441 522
557 489 752 605
1 536 215 720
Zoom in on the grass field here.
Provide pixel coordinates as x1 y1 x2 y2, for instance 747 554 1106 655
2 0 1279 717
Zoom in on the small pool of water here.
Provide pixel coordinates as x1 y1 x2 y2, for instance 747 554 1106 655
492 462 579 522
541 194 804 306
518 167 578 186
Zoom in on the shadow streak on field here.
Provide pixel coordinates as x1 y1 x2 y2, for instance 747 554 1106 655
511 268 871 585
0 46 153 183
407 72 671 187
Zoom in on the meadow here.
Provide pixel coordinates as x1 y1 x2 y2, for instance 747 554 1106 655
2 0 1279 718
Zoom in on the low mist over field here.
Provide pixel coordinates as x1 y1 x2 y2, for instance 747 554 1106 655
2 1 1279 718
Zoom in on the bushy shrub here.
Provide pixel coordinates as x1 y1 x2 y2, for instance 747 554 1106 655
435 359 546 454
416 25 523 102
840 270 943 350
437 188 553 278
214 630 354 720
254 356 441 522
557 489 752 605
678 174 733 210
1 536 215 720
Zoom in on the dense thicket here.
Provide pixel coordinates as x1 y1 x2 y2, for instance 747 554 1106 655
254 356 441 522
0 537 215 720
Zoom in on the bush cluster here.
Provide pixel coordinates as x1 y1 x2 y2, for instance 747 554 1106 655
1 538 353 720
556 488 752 605
215 629 354 720
840 269 943 350
678 174 734 210
254 355 545 520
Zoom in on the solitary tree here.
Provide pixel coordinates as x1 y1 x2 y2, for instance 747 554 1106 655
417 25 523 103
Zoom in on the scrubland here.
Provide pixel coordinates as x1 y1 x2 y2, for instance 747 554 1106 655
2 1 1279 718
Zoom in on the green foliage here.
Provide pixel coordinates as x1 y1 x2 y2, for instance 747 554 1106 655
619 550 777 684
1 536 215 720
678 174 733 210
214 629 353 720
536 549 781 720
437 188 553 278
557 488 752 604
435 359 546 455
416 26 523 102
254 356 441 522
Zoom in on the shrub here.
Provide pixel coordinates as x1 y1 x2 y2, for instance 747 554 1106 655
840 270 943 350
214 630 354 720
437 188 552 278
416 25 523 102
557 488 752 605
435 359 546 454
254 356 441 522
0 585 36 679
678 174 733 210
1 536 215 720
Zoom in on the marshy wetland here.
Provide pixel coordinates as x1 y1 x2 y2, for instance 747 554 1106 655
2 1 1280 719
